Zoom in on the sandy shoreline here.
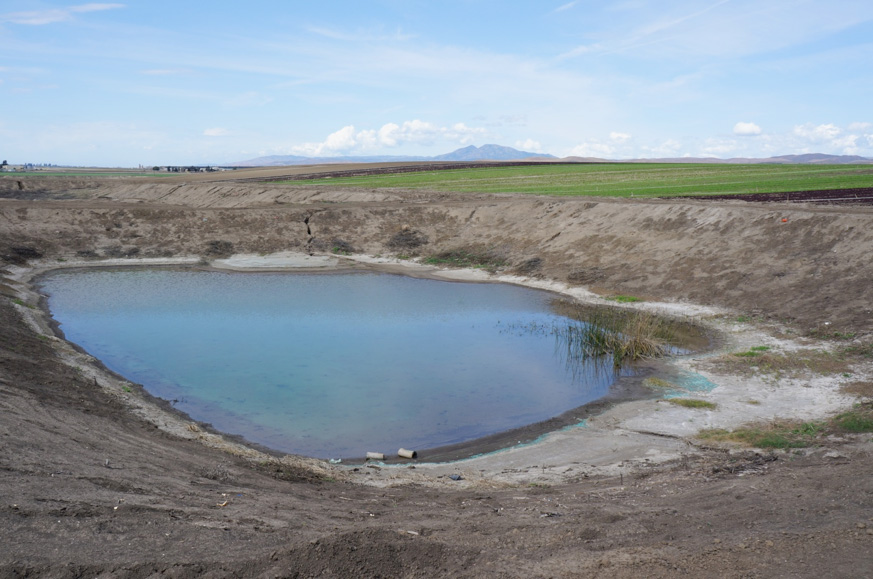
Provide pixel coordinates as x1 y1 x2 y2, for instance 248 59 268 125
9 251 864 487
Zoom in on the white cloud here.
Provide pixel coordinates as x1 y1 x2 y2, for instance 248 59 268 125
515 139 542 152
701 139 739 156
203 128 229 137
567 131 634 158
568 142 616 158
554 2 579 13
290 120 487 157
733 121 762 136
848 122 872 132
793 123 841 141
0 3 123 25
641 139 683 157
790 123 865 154
609 131 632 143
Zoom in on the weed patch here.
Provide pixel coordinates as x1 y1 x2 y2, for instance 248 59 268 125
551 302 694 369
831 405 873 433
841 381 873 398
606 295 642 303
697 404 873 449
387 229 428 251
839 343 873 360
423 248 508 272
643 377 676 390
709 348 851 378
668 398 716 409
330 239 354 255
698 421 822 449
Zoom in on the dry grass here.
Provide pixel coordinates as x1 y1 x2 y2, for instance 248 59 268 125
423 246 509 272
707 347 852 378
842 381 873 398
667 398 717 409
643 377 677 390
555 306 677 369
697 403 873 449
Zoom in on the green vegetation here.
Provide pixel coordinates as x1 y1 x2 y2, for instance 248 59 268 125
840 343 873 360
733 345 771 357
12 298 35 309
606 295 642 303
423 249 507 271
668 398 717 409
278 163 873 198
832 408 873 433
698 403 873 449
806 328 858 340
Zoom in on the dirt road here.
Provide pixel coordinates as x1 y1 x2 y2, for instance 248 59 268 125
1 176 872 577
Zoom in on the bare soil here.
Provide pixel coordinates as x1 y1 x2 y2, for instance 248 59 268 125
684 187 873 205
2 175 873 578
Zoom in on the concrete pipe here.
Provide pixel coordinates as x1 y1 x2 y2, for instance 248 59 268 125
397 448 417 459
366 452 385 460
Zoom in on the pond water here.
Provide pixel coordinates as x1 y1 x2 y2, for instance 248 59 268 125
40 269 625 459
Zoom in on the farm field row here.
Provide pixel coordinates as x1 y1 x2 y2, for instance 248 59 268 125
280 163 873 197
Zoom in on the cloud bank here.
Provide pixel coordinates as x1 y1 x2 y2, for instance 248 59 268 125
291 120 487 157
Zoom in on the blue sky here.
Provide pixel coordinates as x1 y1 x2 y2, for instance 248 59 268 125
2 1 872 166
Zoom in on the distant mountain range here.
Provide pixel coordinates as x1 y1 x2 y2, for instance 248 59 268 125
233 146 871 167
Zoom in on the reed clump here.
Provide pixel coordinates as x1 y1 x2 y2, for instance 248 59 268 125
553 303 682 369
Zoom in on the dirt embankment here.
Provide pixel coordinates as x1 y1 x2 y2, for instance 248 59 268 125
2 177 873 577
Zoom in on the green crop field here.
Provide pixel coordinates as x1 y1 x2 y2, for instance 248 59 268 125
282 163 873 198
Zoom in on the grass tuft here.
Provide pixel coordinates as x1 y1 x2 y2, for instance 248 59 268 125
697 404 873 449
606 295 642 303
552 303 686 370
832 406 873 433
423 248 508 272
710 348 851 378
668 398 716 409
643 377 676 390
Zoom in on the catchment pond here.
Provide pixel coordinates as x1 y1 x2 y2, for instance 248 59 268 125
39 268 676 460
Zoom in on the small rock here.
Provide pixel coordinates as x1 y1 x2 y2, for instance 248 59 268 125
765 540 774 547
857 523 867 529
824 451 847 459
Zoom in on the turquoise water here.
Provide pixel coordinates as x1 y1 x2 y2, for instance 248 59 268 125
40 269 622 458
